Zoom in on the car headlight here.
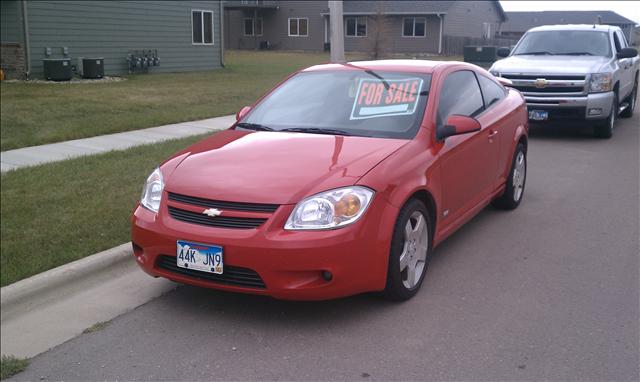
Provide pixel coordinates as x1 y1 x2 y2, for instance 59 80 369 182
589 73 612 93
140 167 164 213
284 186 374 230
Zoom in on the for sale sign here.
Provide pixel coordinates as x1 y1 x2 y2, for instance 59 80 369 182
350 78 423 120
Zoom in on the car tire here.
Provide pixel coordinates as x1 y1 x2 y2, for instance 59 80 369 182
382 199 432 302
492 143 527 210
594 93 617 139
620 77 637 118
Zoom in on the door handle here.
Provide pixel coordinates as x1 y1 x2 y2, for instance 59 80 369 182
488 130 499 139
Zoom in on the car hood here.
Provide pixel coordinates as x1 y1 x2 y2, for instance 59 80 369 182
162 130 408 205
491 55 611 75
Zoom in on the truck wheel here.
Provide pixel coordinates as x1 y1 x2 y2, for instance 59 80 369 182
620 78 637 118
492 143 526 210
382 199 432 302
594 93 617 139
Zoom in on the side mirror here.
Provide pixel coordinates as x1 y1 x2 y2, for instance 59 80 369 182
236 106 251 121
497 47 511 58
438 115 481 141
617 47 638 59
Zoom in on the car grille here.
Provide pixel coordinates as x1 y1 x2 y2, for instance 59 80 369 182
500 74 586 96
168 206 267 229
156 255 266 289
166 192 279 229
168 192 279 213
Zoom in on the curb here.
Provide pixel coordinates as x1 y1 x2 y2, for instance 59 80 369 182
1 242 132 313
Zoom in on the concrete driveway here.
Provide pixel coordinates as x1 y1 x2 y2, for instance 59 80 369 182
11 114 639 381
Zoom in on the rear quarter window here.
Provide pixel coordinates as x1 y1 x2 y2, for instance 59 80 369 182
477 75 506 109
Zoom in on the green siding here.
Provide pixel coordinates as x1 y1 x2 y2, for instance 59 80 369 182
1 1 23 43
24 0 222 78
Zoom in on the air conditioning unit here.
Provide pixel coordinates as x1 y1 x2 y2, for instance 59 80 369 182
78 57 104 79
43 58 72 81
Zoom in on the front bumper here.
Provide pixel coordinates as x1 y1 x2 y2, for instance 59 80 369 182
131 193 398 300
524 91 614 121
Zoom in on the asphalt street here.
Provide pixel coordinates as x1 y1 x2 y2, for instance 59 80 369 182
13 114 639 381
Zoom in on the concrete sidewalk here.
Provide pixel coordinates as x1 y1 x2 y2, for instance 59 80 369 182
0 114 235 172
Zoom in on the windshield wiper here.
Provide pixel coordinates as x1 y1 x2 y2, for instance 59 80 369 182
564 52 594 56
515 51 554 55
280 127 353 136
236 122 274 131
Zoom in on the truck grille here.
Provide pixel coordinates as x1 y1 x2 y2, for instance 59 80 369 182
166 192 279 229
500 74 586 96
156 255 266 289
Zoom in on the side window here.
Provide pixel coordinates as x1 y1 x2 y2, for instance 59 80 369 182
437 70 484 127
617 31 628 48
478 75 506 108
613 32 621 53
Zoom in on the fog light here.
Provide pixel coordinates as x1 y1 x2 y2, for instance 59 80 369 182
588 108 603 116
322 271 333 281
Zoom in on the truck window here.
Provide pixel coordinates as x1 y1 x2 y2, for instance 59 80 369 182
437 70 484 127
613 32 622 53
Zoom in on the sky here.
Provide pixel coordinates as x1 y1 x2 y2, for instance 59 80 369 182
500 1 640 24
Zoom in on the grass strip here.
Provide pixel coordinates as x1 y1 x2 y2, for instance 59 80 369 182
0 134 206 286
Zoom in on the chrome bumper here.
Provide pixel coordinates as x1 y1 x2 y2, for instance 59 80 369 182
524 91 614 120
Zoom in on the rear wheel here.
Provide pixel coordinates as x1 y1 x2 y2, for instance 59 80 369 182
382 199 432 301
620 77 637 118
492 143 527 210
594 93 617 139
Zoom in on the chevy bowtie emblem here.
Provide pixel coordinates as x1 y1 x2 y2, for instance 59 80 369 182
202 208 222 217
534 78 548 88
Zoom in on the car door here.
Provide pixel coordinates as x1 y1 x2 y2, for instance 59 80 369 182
436 70 499 223
613 30 633 99
476 73 511 184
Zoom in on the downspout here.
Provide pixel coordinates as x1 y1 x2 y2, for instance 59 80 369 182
21 0 31 78
219 0 225 67
437 13 443 55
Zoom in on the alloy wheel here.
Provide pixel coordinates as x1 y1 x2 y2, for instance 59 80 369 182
399 211 429 289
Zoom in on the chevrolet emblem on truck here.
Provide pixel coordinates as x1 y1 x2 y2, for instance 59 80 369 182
535 78 548 88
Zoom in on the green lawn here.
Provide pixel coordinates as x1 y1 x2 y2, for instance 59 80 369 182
0 355 29 380
0 135 205 287
0 50 366 151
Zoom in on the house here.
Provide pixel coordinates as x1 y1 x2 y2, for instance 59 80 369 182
498 11 637 41
224 0 506 54
0 0 224 79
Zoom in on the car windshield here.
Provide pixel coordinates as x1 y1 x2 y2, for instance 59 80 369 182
513 30 612 57
240 70 432 139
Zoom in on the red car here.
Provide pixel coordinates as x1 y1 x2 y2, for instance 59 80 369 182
132 60 528 301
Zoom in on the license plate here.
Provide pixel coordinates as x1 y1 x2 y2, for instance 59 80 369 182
529 109 549 121
176 240 223 274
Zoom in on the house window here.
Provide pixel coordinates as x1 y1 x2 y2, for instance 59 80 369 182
192 10 214 44
345 16 367 37
243 18 263 36
402 17 426 37
288 18 308 37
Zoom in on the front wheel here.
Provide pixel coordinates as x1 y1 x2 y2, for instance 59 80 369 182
594 93 617 139
492 143 527 210
382 199 432 301
620 78 637 118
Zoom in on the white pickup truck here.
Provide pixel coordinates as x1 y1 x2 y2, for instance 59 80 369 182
490 24 639 138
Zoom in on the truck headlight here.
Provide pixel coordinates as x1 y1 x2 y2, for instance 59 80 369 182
284 186 374 230
140 167 164 213
588 73 612 93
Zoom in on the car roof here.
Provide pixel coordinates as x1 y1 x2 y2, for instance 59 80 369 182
302 59 469 74
527 24 614 33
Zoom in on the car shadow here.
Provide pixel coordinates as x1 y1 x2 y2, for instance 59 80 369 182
527 121 598 141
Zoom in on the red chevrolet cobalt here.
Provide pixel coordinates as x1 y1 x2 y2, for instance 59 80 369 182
132 60 528 301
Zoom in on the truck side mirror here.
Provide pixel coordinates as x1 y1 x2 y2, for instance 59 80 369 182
236 106 251 121
497 47 511 58
617 47 638 59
